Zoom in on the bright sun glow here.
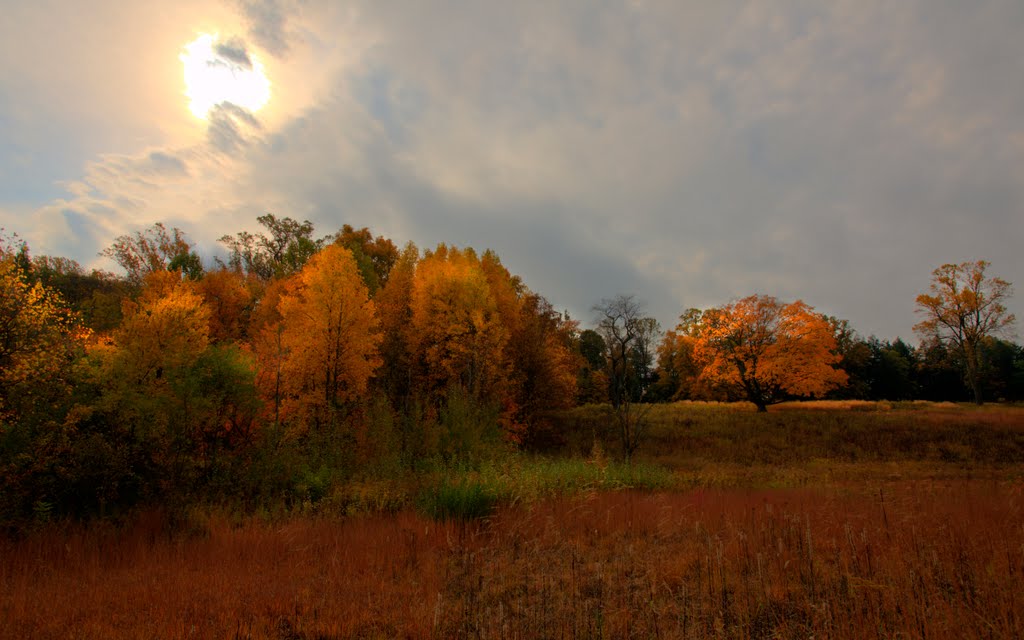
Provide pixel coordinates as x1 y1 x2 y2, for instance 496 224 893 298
181 33 270 119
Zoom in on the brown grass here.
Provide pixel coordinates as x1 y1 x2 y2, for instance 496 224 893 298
3 481 1021 639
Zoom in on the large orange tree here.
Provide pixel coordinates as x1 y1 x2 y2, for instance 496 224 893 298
692 295 847 411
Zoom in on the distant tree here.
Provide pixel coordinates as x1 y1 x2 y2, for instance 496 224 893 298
692 295 847 412
978 338 1024 402
593 295 660 461
824 317 872 400
374 243 418 408
915 337 970 401
915 260 1015 404
30 255 126 331
101 222 200 286
332 225 400 294
865 338 917 401
575 329 609 404
504 292 579 447
219 214 326 280
654 308 721 401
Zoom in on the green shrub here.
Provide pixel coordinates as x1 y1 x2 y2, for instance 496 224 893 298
418 479 498 521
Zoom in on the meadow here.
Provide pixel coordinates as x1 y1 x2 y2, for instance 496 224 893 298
2 401 1022 639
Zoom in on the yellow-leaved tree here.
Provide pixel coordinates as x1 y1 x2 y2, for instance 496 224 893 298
410 245 508 402
692 295 847 411
0 249 91 423
268 244 381 434
915 260 1015 405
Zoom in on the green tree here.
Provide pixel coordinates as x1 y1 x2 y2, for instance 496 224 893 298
219 214 325 280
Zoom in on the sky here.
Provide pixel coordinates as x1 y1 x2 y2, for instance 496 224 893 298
1 0 1021 342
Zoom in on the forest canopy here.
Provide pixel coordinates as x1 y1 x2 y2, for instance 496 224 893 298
0 222 1020 524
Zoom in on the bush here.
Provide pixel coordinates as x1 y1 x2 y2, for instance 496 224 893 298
418 479 498 521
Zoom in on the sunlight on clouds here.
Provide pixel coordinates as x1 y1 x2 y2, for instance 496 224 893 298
181 33 270 119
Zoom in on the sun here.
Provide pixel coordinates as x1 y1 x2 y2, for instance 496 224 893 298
180 33 271 119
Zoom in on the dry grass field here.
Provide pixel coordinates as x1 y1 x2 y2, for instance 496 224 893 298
2 481 1022 639
2 402 1022 639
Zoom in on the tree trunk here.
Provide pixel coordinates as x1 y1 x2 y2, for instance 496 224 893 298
755 401 768 413
964 343 984 405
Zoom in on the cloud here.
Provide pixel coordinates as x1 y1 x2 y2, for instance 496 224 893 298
213 38 253 70
2 0 1022 342
208 103 262 154
240 0 292 56
145 151 189 177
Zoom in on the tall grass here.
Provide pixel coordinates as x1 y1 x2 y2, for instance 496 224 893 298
2 481 1020 638
558 401 1024 469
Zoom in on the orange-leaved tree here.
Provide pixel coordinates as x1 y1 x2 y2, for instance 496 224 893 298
410 245 509 403
408 245 514 455
914 260 1015 405
195 267 255 343
656 309 718 401
692 295 847 411
267 244 381 434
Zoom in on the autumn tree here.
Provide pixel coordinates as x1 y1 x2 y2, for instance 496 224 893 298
31 255 126 331
265 244 381 435
0 246 90 425
101 222 201 287
914 260 1015 404
506 294 579 444
410 246 508 403
0 241 93 520
593 295 660 461
195 267 255 343
692 295 847 412
655 308 718 401
407 245 513 456
479 250 578 445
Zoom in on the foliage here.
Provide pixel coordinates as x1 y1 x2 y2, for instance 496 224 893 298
417 478 498 521
100 222 199 287
218 214 325 280
30 255 126 331
410 245 509 406
332 224 400 294
7 219 1024 531
264 244 382 435
915 260 1015 404
691 295 847 411
0 253 91 423
195 267 255 343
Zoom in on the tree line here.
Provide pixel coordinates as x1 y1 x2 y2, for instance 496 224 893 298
0 218 1019 522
